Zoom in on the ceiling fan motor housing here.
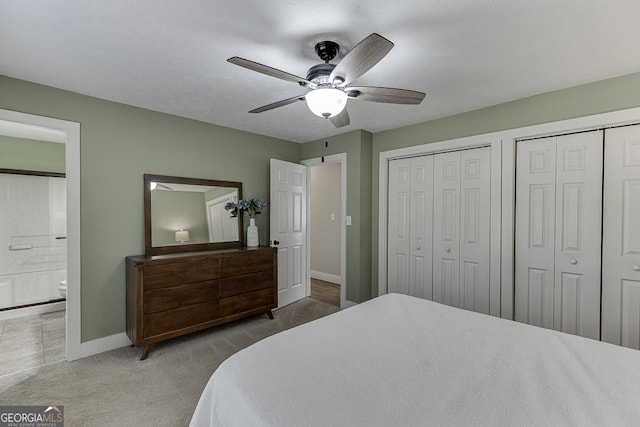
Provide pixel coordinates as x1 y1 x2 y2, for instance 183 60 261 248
304 40 342 85
305 63 336 84
315 40 339 61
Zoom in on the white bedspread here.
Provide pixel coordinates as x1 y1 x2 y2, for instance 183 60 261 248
190 293 640 426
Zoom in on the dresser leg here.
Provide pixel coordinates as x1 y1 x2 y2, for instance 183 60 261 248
140 344 154 360
266 310 274 320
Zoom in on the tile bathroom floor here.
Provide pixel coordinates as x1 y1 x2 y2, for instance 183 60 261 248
0 310 65 376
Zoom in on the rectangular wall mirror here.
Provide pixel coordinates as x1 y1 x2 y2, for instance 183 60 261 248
144 174 244 256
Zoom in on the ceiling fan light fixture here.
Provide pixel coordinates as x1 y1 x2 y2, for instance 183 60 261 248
305 87 347 118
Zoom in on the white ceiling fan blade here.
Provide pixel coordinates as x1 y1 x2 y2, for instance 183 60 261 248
329 33 394 86
228 57 311 86
329 109 350 128
249 95 306 113
347 86 426 104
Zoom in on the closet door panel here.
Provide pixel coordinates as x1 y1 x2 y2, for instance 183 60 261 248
515 137 557 327
387 158 411 294
409 156 433 299
516 131 602 338
433 152 461 307
553 132 602 340
603 124 640 348
459 147 491 314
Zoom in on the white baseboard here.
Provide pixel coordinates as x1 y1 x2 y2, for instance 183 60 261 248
0 301 66 321
75 332 132 360
310 270 341 285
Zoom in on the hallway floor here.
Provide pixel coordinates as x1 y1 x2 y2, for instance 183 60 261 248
310 278 340 307
0 310 65 376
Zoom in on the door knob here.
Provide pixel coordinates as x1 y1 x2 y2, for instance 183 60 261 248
271 240 280 246
633 266 640 272
416 245 421 251
445 247 451 253
570 259 578 265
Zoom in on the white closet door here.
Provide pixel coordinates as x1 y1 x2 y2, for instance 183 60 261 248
459 148 491 314
433 151 461 307
602 124 640 349
387 158 411 294
553 132 602 339
409 156 433 299
515 137 557 329
515 131 602 339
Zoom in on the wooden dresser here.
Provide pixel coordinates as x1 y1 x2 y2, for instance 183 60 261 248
126 247 277 359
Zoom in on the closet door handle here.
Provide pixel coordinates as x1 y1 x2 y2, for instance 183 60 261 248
570 259 578 265
633 266 640 272
416 245 421 251
445 247 451 253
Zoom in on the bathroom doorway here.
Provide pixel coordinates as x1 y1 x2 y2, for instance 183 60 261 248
0 159 67 375
0 118 71 374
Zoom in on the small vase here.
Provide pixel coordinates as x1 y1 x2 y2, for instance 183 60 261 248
247 217 259 247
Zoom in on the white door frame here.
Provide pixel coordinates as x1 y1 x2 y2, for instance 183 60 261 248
302 153 348 309
379 106 640 319
0 108 82 360
379 137 502 316
205 191 238 242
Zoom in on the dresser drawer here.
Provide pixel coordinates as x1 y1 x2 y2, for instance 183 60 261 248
221 249 273 277
127 247 276 359
143 280 219 314
219 270 273 298
143 300 218 338
219 288 274 318
143 258 220 290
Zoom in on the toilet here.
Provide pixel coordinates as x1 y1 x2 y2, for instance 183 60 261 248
58 280 67 298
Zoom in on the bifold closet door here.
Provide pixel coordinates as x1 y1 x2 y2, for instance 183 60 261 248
602 124 640 349
433 147 491 313
515 131 602 340
387 156 433 299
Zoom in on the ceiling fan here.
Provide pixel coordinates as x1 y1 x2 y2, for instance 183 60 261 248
227 33 426 128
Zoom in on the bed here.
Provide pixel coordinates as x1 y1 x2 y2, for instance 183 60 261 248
190 293 640 426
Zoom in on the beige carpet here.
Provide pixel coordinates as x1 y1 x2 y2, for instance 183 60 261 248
0 297 339 426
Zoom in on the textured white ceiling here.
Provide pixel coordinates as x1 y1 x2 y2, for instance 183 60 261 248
1 0 639 143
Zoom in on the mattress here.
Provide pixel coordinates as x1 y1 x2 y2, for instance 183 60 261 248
190 293 640 426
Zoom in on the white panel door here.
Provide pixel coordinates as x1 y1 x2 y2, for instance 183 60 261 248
515 137 557 329
409 156 433 299
387 158 411 295
459 148 491 314
270 159 307 308
553 132 602 339
433 151 461 307
602 124 640 348
515 131 602 340
387 156 433 298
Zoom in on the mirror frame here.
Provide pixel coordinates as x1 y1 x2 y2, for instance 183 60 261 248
144 174 244 256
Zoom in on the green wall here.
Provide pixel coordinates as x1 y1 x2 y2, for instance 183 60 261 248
3 69 640 342
0 135 65 173
371 71 640 298
0 75 299 342
150 190 209 246
300 130 372 302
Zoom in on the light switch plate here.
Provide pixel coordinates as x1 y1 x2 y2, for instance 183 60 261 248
346 215 352 226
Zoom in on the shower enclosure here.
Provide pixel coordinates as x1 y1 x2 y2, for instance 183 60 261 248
0 172 67 311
